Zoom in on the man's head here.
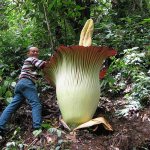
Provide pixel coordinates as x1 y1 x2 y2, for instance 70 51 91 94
27 46 39 58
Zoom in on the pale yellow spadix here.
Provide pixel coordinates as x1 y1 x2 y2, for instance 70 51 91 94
79 19 94 47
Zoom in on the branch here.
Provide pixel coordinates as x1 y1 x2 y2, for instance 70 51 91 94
43 3 54 51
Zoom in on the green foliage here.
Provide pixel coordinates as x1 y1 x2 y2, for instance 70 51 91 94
126 73 150 105
0 77 15 104
102 47 150 116
121 47 149 105
1 1 150 149
94 15 150 51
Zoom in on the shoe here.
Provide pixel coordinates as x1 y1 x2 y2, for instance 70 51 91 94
33 127 41 130
33 126 44 131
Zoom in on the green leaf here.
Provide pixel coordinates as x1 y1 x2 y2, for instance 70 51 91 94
6 97 13 104
5 91 12 98
2 86 7 95
33 129 42 137
0 87 3 96
140 18 150 24
48 0 57 12
41 123 51 129
4 80 10 87
48 128 62 137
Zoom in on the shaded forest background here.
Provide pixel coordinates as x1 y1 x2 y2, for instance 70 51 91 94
0 0 150 149
1 0 150 113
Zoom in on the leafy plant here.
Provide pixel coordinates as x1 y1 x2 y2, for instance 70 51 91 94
103 47 150 116
0 78 15 104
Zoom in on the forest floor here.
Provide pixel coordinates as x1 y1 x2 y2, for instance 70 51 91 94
0 87 150 150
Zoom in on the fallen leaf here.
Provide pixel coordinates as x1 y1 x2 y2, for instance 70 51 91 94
59 117 71 131
73 117 113 131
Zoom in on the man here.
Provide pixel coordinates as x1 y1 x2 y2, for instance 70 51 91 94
0 46 46 137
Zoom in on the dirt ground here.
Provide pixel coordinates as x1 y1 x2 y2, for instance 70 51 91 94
0 89 150 150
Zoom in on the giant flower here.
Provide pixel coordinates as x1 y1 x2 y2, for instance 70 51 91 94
44 19 117 129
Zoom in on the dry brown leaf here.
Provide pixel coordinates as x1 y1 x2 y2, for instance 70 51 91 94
59 117 71 131
73 117 113 131
60 116 113 132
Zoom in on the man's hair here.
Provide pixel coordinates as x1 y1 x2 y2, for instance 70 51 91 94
26 45 34 51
